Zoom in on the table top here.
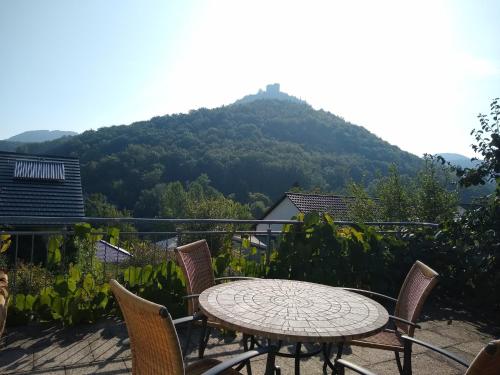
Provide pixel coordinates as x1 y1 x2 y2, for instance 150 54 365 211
198 279 389 343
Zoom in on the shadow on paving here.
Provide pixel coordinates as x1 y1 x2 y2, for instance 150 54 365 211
0 302 498 375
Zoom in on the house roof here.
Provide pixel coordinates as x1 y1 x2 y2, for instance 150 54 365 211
96 240 132 263
0 151 84 224
262 192 378 221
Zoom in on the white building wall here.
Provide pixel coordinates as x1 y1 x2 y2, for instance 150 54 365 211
256 198 299 232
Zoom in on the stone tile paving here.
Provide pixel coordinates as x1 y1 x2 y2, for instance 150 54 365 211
0 306 497 374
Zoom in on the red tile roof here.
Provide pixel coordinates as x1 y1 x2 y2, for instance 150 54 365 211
285 192 356 220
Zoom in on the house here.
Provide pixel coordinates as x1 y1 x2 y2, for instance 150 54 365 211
0 151 84 226
96 240 132 263
256 192 377 232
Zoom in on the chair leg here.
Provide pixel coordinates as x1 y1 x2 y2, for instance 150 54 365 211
403 339 413 375
198 317 210 359
395 352 404 375
182 320 193 357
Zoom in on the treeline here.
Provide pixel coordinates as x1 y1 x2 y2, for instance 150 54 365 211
347 156 459 223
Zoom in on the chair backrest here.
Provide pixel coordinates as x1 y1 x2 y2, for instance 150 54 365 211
466 340 500 375
175 240 215 315
110 279 184 375
0 271 8 338
393 261 438 336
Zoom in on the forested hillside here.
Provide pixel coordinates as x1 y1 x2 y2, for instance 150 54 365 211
0 141 21 152
5 130 77 143
19 100 423 213
0 130 77 152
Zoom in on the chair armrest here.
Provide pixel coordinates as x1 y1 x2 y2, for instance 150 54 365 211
215 276 259 282
201 346 277 375
335 359 377 375
389 315 421 329
182 294 200 300
172 314 203 326
401 335 470 368
342 288 398 303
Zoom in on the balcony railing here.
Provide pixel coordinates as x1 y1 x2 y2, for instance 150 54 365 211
0 216 438 298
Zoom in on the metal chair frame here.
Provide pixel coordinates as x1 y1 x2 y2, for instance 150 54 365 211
335 335 500 375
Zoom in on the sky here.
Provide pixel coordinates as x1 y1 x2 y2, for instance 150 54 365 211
0 0 499 158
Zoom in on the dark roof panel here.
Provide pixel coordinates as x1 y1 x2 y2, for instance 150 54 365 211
0 151 84 222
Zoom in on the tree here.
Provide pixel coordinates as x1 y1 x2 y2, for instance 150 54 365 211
85 193 131 218
413 155 458 222
374 165 413 221
367 157 457 223
455 98 500 197
346 182 379 222
248 192 272 218
160 182 189 218
134 184 168 217
433 98 500 309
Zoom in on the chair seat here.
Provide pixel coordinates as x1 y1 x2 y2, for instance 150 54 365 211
349 329 405 352
185 358 242 375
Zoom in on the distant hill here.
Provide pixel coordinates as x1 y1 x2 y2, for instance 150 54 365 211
437 153 495 203
234 83 306 105
20 98 423 214
438 153 478 168
5 130 77 143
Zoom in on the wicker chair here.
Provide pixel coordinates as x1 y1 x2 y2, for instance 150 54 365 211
326 260 439 375
175 240 256 358
0 271 8 339
335 336 500 375
110 279 279 375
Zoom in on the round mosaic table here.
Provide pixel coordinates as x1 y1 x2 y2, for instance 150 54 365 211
198 279 389 344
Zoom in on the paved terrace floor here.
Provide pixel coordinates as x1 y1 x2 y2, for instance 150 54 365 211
0 305 498 375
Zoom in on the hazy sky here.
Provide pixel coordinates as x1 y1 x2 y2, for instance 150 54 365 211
1 1 499 157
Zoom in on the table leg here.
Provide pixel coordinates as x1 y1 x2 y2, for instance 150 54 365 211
322 342 345 374
242 334 253 375
265 343 278 375
294 342 302 375
334 342 344 375
322 343 334 373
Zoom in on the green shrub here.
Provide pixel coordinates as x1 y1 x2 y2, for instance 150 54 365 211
268 212 409 296
123 239 173 268
11 263 54 295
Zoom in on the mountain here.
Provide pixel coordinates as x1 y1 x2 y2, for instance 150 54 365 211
234 83 306 105
438 153 477 168
19 99 423 213
437 153 495 202
5 130 77 143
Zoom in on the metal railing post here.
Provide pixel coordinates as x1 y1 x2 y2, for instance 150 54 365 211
266 227 272 266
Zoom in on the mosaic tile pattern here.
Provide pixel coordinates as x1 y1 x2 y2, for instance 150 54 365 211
199 279 389 343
